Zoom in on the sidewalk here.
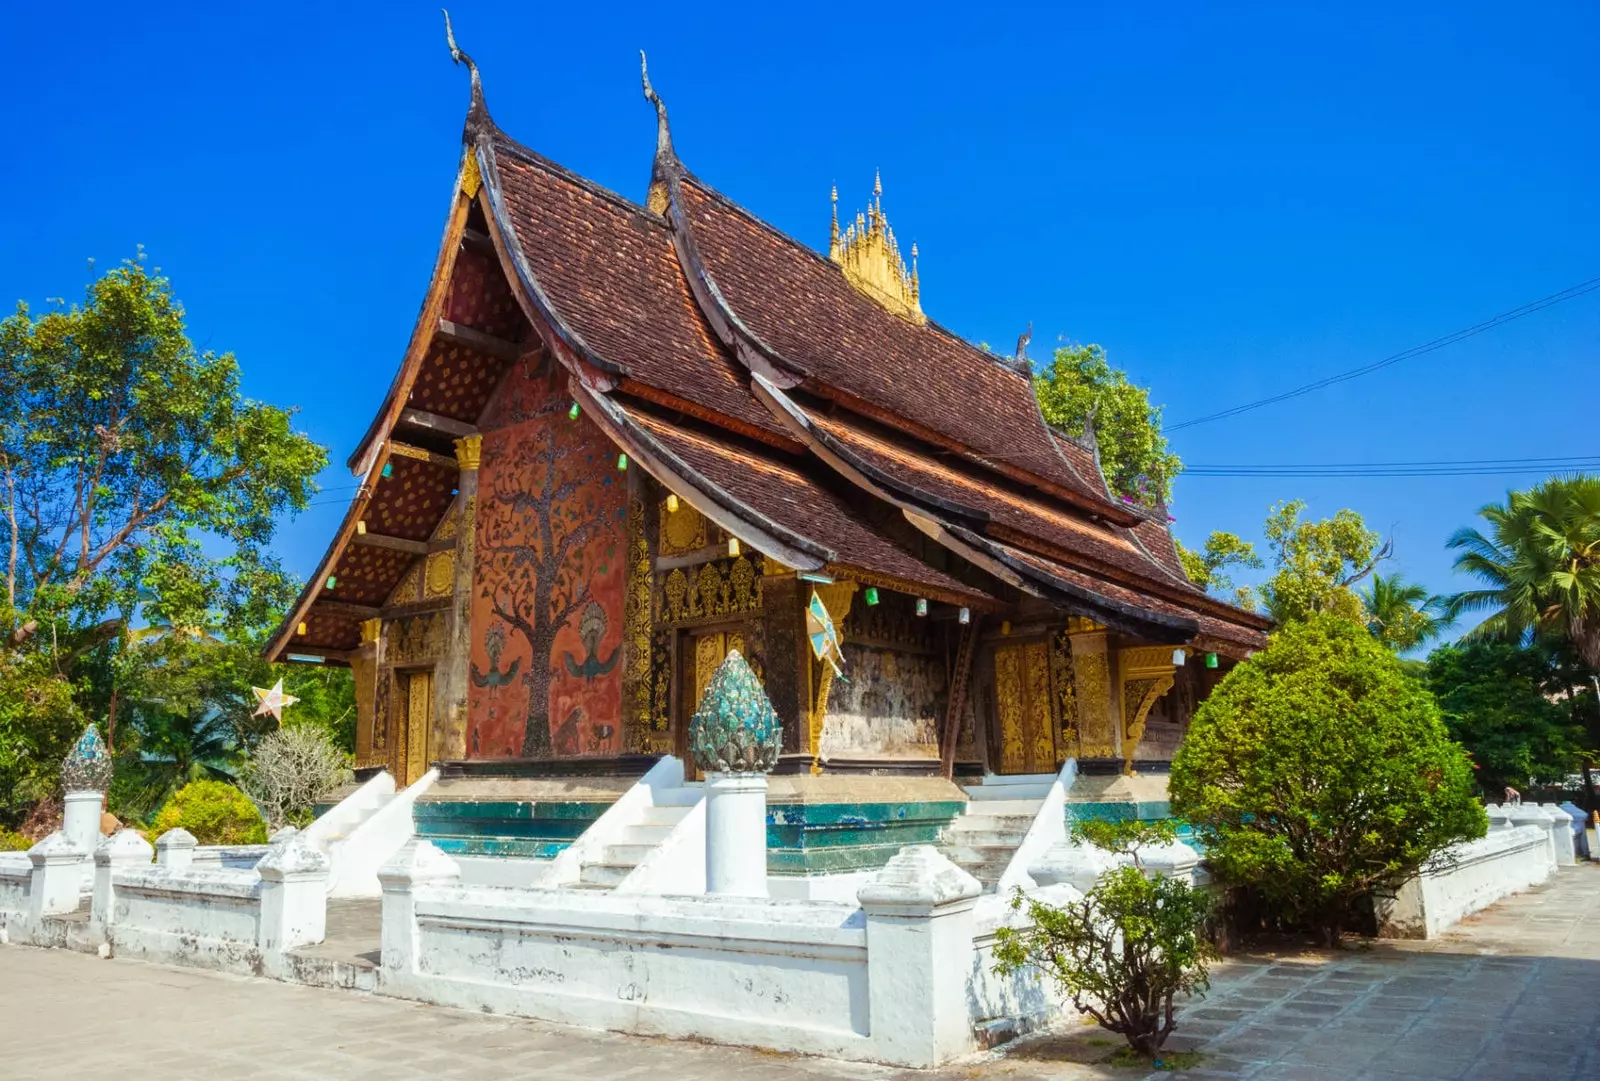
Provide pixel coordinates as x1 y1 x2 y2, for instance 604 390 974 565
2 866 1597 1080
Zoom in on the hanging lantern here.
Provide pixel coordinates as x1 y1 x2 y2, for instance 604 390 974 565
297 621 308 636
915 597 928 617
864 586 879 606
617 453 628 470
355 520 367 536
727 537 741 557
1001 620 1011 636
666 493 680 513
1172 648 1186 666
958 607 970 625
325 575 338 590
568 401 580 420
381 462 393 479
1205 652 1219 669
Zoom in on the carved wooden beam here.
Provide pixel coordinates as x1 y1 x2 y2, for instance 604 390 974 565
399 407 479 439
315 599 382 621
353 532 428 556
940 619 982 780
382 597 453 620
460 228 495 253
437 317 522 362
655 544 731 572
387 440 459 470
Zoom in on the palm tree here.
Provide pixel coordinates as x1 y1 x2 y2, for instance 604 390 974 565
1360 572 1451 652
1443 476 1600 667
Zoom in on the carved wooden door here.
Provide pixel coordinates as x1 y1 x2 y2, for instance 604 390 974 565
992 640 1055 774
400 669 433 785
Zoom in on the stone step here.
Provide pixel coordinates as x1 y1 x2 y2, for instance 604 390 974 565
947 813 1037 834
640 804 693 826
942 827 1029 848
603 843 655 865
945 855 1011 889
960 798 1045 818
965 777 1055 802
618 823 676 845
941 843 1019 867
653 788 703 808
578 862 632 887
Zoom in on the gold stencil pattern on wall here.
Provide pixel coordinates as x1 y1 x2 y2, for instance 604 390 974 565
657 555 764 625
659 499 708 557
390 613 446 665
403 670 434 786
387 560 423 607
424 550 454 598
623 493 655 752
1071 632 1116 758
692 630 746 715
994 640 1054 774
1048 629 1078 759
1118 646 1177 773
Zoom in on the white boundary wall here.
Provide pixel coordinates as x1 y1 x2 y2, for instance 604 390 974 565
1379 824 1555 939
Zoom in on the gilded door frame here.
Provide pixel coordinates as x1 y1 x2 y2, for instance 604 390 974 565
393 665 435 786
986 636 1059 775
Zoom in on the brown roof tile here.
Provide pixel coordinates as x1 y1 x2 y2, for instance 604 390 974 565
490 139 782 439
624 406 995 605
675 178 1118 509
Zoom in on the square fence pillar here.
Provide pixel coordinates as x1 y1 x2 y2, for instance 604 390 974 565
857 845 982 1068
28 832 88 920
1541 804 1577 866
377 840 460 977
256 836 331 956
155 828 197 870
92 829 154 932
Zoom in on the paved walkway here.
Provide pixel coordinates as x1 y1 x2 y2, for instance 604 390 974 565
1 866 1597 1080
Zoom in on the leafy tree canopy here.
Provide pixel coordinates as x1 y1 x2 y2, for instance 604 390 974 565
1170 613 1485 944
1443 475 1600 668
1258 500 1386 624
1425 640 1585 794
0 253 325 636
1033 343 1182 505
1360 572 1450 654
1176 531 1262 610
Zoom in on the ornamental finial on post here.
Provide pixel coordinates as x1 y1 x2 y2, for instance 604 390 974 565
688 650 781 773
61 723 112 794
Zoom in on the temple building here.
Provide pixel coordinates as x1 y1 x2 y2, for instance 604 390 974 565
266 39 1267 879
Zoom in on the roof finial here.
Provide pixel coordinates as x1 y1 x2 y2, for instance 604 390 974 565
640 51 678 214
1014 321 1032 366
829 184 841 259
442 10 492 141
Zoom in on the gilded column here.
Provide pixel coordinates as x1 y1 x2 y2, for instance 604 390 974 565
352 618 381 768
433 434 480 763
1068 627 1117 760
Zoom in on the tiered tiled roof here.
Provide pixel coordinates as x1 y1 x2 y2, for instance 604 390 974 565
266 57 1267 664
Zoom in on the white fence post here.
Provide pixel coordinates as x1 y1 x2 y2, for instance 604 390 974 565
704 772 768 897
256 836 331 965
377 840 460 979
92 830 154 934
857 845 982 1068
155 828 198 869
28 833 88 921
1541 804 1576 866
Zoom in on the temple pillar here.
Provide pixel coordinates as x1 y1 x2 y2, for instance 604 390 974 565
433 434 480 763
759 574 811 757
352 618 381 768
1067 628 1117 760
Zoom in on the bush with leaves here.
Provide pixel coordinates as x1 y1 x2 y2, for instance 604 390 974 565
0 826 31 851
993 820 1214 1060
0 646 84 827
149 778 267 846
240 725 351 829
1170 613 1486 944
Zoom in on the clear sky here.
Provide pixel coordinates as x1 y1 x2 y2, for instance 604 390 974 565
2 2 1595 617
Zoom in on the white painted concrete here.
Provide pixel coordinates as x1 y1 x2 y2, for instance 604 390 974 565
1379 824 1555 938
303 771 395 847
540 756 686 888
617 793 706 895
704 771 768 897
322 769 437 898
61 790 102 862
994 759 1077 895
1540 804 1577 866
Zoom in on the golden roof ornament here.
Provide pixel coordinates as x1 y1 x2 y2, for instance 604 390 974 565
830 172 925 325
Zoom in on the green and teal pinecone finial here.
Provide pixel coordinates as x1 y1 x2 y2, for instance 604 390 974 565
61 723 113 793
689 649 781 773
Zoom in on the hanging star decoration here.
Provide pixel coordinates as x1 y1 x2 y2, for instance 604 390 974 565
805 589 846 677
251 678 300 722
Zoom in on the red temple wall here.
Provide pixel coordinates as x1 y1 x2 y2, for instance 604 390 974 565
466 358 627 758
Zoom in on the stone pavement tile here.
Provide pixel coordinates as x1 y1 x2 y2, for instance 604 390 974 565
1248 1063 1353 1080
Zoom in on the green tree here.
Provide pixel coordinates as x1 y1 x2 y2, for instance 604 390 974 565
1170 613 1485 945
1258 500 1387 625
1360 572 1450 653
1033 343 1182 505
1443 476 1600 668
1424 641 1582 794
1176 531 1263 610
0 647 84 827
149 778 268 846
0 253 325 638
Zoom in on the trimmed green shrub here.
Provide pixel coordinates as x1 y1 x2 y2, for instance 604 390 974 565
0 827 31 851
993 820 1215 1060
1171 613 1486 944
149 779 268 846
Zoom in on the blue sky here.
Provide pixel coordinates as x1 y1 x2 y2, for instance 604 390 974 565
2 2 1595 616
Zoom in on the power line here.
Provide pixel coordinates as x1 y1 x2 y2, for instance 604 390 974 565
1185 454 1600 478
1168 275 1600 432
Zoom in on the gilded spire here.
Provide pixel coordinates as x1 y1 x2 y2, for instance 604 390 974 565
830 172 925 325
